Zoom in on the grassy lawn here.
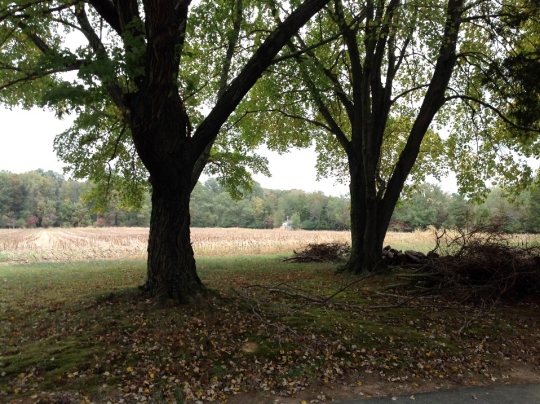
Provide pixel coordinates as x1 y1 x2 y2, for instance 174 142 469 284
0 256 539 403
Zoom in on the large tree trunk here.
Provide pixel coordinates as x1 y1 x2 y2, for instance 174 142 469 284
141 177 205 302
343 158 387 274
343 158 366 273
130 86 205 302
362 193 382 271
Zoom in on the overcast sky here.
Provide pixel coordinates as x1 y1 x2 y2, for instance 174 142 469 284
0 107 464 197
0 107 354 196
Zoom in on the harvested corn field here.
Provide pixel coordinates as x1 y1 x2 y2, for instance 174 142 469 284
0 227 149 262
0 227 351 262
1 227 537 263
190 227 351 256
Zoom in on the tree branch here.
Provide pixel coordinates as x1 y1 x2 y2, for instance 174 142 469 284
16 21 50 54
191 0 244 191
266 108 333 132
0 64 82 91
87 0 122 35
295 32 356 125
1 2 72 23
391 84 430 104
270 30 343 65
74 4 127 114
333 0 365 157
191 0 331 160
382 0 465 233
445 94 540 133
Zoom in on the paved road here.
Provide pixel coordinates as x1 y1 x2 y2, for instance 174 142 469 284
336 383 540 403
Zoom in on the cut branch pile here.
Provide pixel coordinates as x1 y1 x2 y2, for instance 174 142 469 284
284 242 350 262
394 228 540 303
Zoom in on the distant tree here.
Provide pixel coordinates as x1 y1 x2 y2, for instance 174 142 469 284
0 172 14 217
56 201 75 228
36 199 58 228
445 194 474 231
26 215 39 228
273 209 286 229
71 203 91 227
290 212 302 230
326 197 350 230
392 184 450 230
263 216 274 229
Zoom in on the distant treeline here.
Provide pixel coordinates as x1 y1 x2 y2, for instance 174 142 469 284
391 183 540 234
1 170 539 232
0 170 150 228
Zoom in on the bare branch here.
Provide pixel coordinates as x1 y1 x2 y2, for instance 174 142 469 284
0 63 82 91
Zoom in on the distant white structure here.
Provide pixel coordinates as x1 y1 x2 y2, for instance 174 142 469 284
281 216 292 230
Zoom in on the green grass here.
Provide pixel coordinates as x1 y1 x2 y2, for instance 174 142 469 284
0 257 539 402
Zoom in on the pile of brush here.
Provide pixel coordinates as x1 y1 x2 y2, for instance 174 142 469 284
284 242 350 262
393 228 540 303
381 245 438 265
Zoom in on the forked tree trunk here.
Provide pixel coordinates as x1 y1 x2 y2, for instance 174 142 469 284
340 0 463 274
344 159 388 274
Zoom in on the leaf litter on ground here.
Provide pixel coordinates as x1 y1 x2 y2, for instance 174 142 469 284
0 257 539 403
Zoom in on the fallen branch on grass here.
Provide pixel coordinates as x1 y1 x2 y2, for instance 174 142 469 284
265 285 421 310
240 282 432 311
230 287 300 340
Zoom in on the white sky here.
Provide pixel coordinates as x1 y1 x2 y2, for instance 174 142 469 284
0 107 354 196
0 107 71 174
1 107 472 197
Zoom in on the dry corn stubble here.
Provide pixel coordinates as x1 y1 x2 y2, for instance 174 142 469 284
2 227 537 263
0 227 352 261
